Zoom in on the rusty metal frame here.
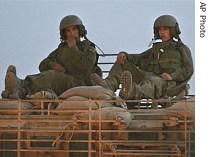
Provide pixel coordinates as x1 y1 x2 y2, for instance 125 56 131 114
0 98 195 157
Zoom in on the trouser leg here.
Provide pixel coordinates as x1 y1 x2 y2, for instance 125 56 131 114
91 60 146 92
91 62 124 91
25 70 84 96
120 73 166 100
122 60 146 84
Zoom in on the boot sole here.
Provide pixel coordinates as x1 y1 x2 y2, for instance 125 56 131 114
120 71 132 92
119 71 132 99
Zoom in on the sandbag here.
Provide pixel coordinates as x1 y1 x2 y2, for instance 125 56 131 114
59 85 115 100
0 99 34 115
76 106 132 127
166 97 195 120
76 106 132 141
56 96 113 115
25 90 58 109
59 86 127 109
26 90 58 99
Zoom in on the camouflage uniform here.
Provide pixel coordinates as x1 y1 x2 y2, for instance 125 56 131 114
120 40 193 99
1 15 100 99
91 15 194 100
25 40 98 96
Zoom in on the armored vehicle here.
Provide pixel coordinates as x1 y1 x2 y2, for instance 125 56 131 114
0 54 195 157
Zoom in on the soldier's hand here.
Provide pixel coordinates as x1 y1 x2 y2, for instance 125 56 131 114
117 52 127 65
161 73 172 80
52 63 65 73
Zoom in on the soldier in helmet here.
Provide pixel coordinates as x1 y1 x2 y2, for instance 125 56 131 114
91 15 193 101
2 15 102 99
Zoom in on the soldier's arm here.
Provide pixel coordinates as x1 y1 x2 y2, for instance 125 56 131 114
170 45 194 81
66 40 97 71
126 49 152 68
39 48 60 72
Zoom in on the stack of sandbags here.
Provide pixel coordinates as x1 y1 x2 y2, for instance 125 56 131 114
58 85 127 109
54 86 132 154
56 86 132 140
0 99 34 115
76 106 132 139
55 96 113 115
56 86 128 115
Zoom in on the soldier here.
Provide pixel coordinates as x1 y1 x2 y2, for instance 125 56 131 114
1 15 102 99
91 15 193 100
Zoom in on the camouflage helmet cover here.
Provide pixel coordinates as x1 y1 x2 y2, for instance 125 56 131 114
60 15 83 30
59 15 87 38
154 15 178 28
153 15 181 39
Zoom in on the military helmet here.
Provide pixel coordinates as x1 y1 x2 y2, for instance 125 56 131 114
153 15 181 39
59 15 87 40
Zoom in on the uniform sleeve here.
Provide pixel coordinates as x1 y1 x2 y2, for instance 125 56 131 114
64 40 97 71
126 49 152 69
170 45 194 81
39 48 59 72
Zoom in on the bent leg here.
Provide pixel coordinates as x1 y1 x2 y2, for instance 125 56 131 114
25 70 83 95
1 65 27 99
120 74 166 100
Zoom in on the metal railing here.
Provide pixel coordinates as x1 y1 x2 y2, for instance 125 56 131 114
0 98 195 157
0 53 195 157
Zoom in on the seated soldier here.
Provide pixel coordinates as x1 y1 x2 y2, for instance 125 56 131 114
90 15 194 101
1 15 102 99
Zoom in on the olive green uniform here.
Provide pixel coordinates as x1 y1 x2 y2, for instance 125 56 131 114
105 40 193 99
25 40 98 95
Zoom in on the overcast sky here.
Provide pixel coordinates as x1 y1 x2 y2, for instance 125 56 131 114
0 0 195 95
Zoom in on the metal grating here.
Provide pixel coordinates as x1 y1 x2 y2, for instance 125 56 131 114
0 98 195 157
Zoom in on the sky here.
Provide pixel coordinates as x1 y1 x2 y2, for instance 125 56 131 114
0 0 195 96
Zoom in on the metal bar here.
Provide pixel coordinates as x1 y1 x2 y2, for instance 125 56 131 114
0 98 195 157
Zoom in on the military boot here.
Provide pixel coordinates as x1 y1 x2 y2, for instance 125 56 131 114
6 64 17 75
1 65 27 99
119 71 134 99
119 71 142 100
90 73 119 91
